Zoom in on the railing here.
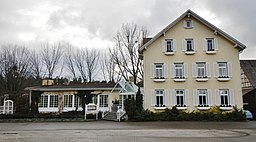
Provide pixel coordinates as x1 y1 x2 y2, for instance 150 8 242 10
116 105 126 122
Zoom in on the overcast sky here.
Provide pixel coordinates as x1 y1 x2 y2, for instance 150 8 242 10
0 0 255 59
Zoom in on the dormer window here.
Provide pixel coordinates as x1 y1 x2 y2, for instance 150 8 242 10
184 20 193 29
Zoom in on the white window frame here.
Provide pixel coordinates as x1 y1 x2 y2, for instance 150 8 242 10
175 63 184 78
184 20 193 29
38 94 59 112
215 62 232 81
175 89 186 107
152 63 167 81
198 89 208 106
172 63 187 81
99 95 108 107
155 90 164 107
219 89 230 106
183 39 196 54
204 38 218 54
162 39 176 55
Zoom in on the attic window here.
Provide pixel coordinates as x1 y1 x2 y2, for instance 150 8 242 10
184 20 193 29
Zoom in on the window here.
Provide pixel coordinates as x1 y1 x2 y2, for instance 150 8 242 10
38 95 58 108
162 39 176 54
49 95 58 108
215 62 232 81
204 38 218 53
152 63 166 80
186 39 194 51
219 89 231 107
175 89 185 107
39 95 48 108
99 95 108 107
64 95 73 108
174 63 184 79
198 89 208 106
155 90 164 107
218 62 228 77
193 62 210 79
207 38 214 51
184 20 193 28
74 96 82 108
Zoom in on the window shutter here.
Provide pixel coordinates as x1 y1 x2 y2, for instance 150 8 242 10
215 89 220 106
172 89 176 106
229 89 235 106
183 20 186 28
203 39 207 51
151 64 155 78
184 63 188 78
162 40 166 52
164 90 169 106
206 63 211 77
193 39 197 51
191 20 193 28
151 90 155 106
164 64 168 78
182 39 186 51
173 39 176 52
214 38 218 51
185 89 189 106
207 89 211 106
192 63 197 78
228 62 232 78
170 63 175 78
214 63 219 78
193 89 198 106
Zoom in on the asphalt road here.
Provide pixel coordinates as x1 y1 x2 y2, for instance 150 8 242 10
0 121 256 142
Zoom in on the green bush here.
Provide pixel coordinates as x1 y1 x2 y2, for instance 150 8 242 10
126 106 246 121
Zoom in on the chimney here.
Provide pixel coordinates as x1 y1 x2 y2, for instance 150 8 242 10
128 76 134 83
42 79 54 86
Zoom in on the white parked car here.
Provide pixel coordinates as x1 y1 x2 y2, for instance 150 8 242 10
244 110 253 120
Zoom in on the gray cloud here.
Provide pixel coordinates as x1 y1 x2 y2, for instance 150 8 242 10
0 0 254 58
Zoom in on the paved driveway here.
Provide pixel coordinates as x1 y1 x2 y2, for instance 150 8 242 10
0 121 256 142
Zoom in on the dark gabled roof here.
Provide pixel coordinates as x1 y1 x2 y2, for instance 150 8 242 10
25 82 119 91
139 9 246 53
240 60 256 87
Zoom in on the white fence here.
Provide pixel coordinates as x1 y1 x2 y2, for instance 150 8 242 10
0 100 13 115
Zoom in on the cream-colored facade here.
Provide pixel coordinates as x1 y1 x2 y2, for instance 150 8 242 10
139 10 246 112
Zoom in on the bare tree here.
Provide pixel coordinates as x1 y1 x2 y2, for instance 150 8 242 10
74 48 87 82
85 48 99 83
110 23 149 83
0 45 32 97
30 50 44 79
101 48 116 82
65 44 77 79
41 42 63 79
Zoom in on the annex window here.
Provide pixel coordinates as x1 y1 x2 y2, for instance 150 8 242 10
38 95 58 108
39 95 48 108
74 96 82 108
99 95 108 107
184 20 193 28
49 95 58 108
64 95 73 108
